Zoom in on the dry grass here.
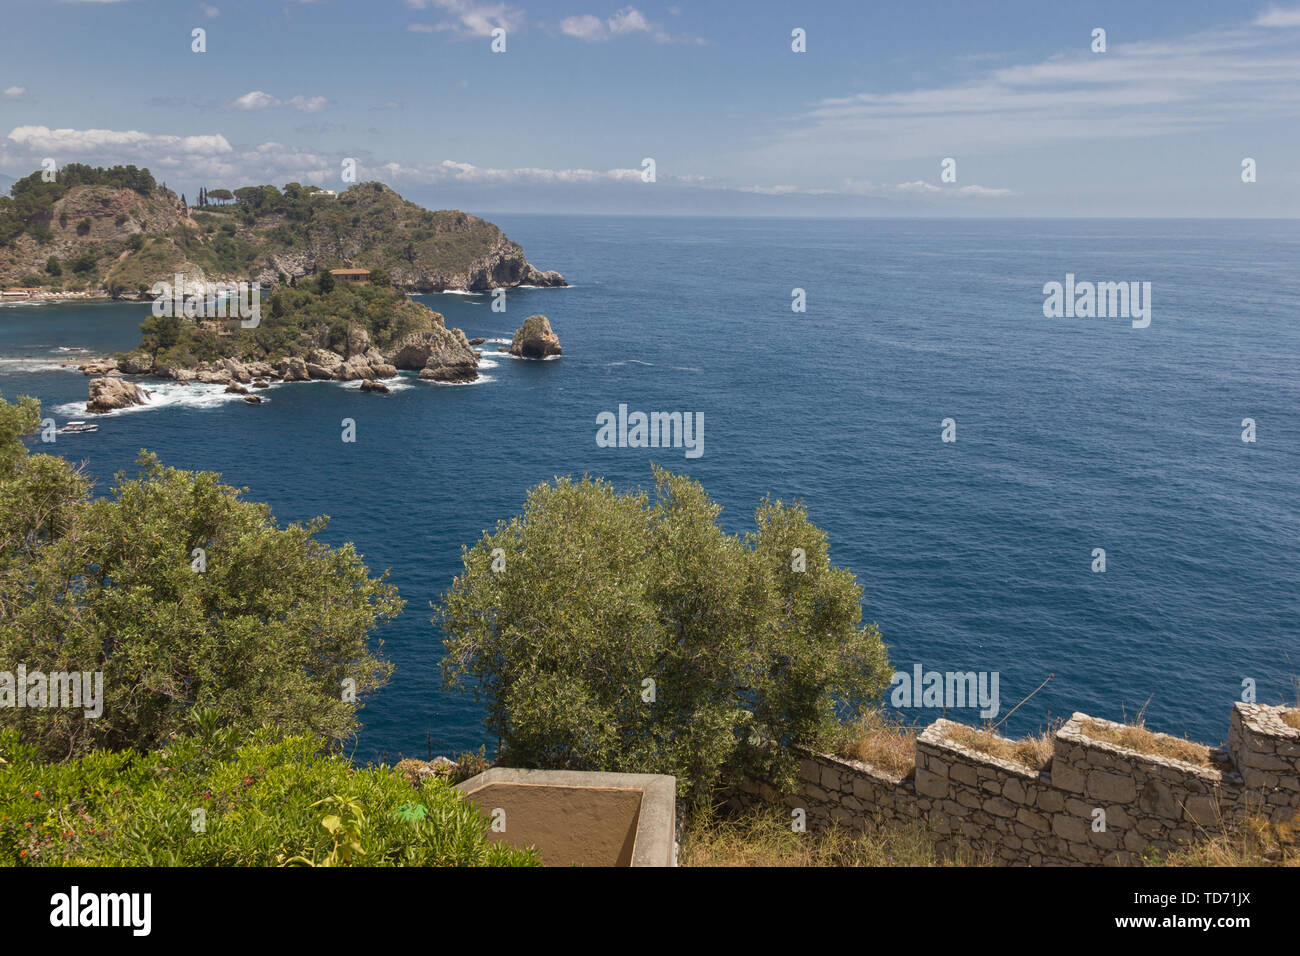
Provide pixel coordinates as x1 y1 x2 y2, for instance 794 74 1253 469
1161 814 1298 867
1079 718 1213 768
680 806 988 867
944 723 1055 772
836 710 919 777
1282 709 1300 732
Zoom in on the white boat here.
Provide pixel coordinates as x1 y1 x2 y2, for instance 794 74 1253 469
58 421 99 434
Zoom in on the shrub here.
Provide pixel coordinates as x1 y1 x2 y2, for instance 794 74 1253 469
0 397 401 761
0 728 537 867
439 468 893 809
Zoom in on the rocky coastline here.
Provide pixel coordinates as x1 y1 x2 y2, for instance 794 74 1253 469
75 315 563 413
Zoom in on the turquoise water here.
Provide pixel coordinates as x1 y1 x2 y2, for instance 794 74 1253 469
3 216 1298 757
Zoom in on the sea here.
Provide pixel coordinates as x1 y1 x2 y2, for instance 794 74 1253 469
2 216 1297 760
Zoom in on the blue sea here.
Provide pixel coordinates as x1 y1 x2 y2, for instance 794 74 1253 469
3 217 1297 759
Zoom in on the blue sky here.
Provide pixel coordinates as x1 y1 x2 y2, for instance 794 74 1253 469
2 0 1298 215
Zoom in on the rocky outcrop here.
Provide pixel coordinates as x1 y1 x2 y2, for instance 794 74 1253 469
118 351 153 375
509 314 562 359
225 382 249 395
390 327 480 383
80 359 120 376
86 376 151 414
359 379 390 394
469 337 485 346
278 356 310 382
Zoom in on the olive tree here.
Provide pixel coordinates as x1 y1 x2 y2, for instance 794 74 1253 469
438 467 891 807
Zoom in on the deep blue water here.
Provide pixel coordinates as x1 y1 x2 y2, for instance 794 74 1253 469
3 216 1297 757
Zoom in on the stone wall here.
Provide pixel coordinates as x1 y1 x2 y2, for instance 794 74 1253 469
731 703 1299 865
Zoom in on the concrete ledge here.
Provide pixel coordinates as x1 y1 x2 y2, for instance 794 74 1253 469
457 767 677 867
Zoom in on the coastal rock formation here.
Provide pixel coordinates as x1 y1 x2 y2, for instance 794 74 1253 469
469 337 485 346
359 379 390 394
390 327 480 383
86 376 151 414
80 359 120 376
159 365 195 383
118 352 153 375
224 358 252 383
509 314 562 359
251 379 270 388
225 382 249 395
278 357 310 382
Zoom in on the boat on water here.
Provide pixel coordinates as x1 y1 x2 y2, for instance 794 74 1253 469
58 421 99 434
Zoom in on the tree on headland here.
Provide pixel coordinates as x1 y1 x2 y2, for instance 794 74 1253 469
438 467 893 808
0 394 401 761
317 268 335 295
207 189 233 205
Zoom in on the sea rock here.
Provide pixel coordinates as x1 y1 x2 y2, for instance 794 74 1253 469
225 382 249 395
497 346 508 353
469 337 485 346
389 328 479 383
359 379 390 394
81 359 120 376
306 348 343 380
527 269 566 288
159 366 195 383
335 355 374 381
197 368 231 384
251 379 270 389
86 376 151 414
223 358 252 383
244 394 264 405
509 314 562 359
245 361 276 380
278 357 310 382
118 351 154 375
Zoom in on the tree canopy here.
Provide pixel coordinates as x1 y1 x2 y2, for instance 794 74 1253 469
0 394 401 761
438 467 892 808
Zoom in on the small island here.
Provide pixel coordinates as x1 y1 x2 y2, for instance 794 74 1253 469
78 269 487 410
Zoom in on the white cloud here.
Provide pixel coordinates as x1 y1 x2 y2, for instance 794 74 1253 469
742 13 1300 179
201 4 220 18
1255 5 1300 27
3 87 25 99
229 91 328 113
560 6 705 44
405 0 521 37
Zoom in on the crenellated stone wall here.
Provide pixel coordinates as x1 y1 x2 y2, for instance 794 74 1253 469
730 703 1299 865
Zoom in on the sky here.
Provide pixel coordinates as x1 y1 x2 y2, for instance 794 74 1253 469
1 0 1299 216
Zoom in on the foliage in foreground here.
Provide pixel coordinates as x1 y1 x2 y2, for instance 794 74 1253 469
439 467 893 809
0 727 536 867
0 394 400 761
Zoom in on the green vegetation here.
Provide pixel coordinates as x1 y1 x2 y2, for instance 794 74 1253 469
0 394 400 762
0 164 156 247
0 728 536 866
3 165 540 294
439 467 893 810
133 277 440 369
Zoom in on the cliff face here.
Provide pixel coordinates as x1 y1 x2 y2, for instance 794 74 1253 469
0 179 564 294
